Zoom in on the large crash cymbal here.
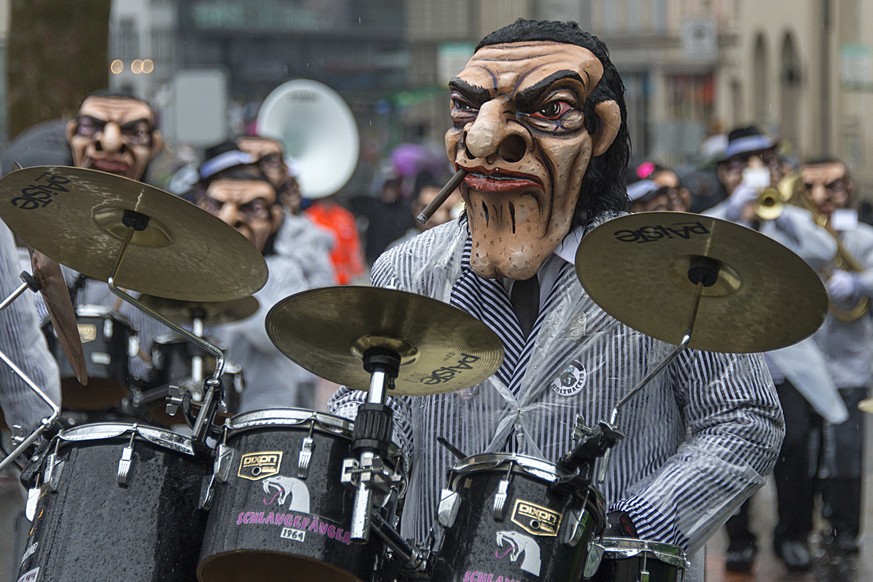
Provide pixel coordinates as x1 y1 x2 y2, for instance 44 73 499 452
0 166 267 302
266 286 504 395
575 211 828 353
29 248 88 385
138 294 259 327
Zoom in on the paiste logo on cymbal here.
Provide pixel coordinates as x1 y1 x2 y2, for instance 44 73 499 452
238 451 283 481
511 500 561 537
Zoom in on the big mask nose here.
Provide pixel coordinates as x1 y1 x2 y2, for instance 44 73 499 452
464 100 528 163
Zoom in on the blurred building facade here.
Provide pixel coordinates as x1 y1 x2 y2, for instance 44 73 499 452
11 0 865 194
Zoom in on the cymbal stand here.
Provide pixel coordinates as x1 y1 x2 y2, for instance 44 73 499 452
341 347 404 543
106 210 225 446
0 272 61 473
596 257 717 485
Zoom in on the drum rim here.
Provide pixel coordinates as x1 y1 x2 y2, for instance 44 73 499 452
227 408 355 436
74 303 135 326
449 452 566 481
57 422 196 456
596 536 688 568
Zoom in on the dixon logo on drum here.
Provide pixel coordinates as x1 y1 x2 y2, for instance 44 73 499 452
612 221 710 244
511 500 561 536
238 451 283 480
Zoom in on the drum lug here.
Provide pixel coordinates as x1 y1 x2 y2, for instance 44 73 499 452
436 488 459 528
560 506 590 547
492 477 510 522
200 475 215 511
117 433 136 487
297 436 314 479
214 443 236 483
582 541 605 579
44 454 64 492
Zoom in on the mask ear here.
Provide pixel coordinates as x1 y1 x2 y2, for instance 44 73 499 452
65 119 77 144
270 203 284 234
592 100 621 157
149 130 165 158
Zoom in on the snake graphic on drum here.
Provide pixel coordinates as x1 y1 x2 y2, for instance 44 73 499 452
42 305 139 410
18 422 211 581
431 453 605 582
197 408 408 582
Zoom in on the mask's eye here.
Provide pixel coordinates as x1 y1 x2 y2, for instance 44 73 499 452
451 96 477 113
530 101 574 120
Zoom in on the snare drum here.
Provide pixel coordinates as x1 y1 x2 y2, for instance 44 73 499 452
197 408 408 582
587 537 688 582
43 305 138 410
17 422 210 581
431 453 605 582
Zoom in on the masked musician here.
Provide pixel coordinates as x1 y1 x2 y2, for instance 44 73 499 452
800 157 873 578
195 143 314 411
236 135 336 289
330 19 783 580
629 161 692 213
0 219 61 432
704 126 839 573
42 91 167 401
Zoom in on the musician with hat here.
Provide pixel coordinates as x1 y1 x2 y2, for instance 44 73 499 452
330 19 784 581
704 125 840 573
798 156 873 578
195 142 315 411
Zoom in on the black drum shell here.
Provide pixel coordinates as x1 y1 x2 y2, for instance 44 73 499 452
17 424 210 582
198 409 403 582
586 537 686 582
432 455 605 582
43 306 135 410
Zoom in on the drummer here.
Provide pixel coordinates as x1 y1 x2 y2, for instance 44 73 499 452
194 142 314 411
329 18 783 580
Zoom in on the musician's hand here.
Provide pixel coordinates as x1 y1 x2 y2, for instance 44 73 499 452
828 269 858 303
725 182 759 222
604 511 638 538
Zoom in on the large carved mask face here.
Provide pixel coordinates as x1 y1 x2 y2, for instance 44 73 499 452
445 41 620 280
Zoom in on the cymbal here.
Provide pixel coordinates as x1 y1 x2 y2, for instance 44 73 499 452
138 295 259 326
575 211 828 353
29 248 88 385
0 166 267 302
266 286 504 395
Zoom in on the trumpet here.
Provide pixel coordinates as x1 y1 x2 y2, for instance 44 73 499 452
758 172 869 321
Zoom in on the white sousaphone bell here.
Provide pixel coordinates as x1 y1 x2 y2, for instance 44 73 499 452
256 79 360 199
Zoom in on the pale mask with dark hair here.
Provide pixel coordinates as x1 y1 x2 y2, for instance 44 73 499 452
445 41 620 280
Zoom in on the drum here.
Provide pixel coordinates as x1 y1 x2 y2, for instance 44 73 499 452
431 453 606 582
198 408 408 582
586 537 688 582
42 305 138 410
17 422 211 581
142 334 244 426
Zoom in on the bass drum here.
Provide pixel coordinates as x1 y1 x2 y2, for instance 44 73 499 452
586 537 688 582
42 304 138 410
17 422 210 581
431 453 606 582
198 408 408 582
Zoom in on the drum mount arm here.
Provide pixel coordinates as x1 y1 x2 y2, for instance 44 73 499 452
0 271 62 474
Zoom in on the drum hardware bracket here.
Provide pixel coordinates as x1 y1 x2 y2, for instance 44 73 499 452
560 505 593 547
437 489 460 528
297 436 314 479
370 511 430 574
117 430 137 487
214 443 235 484
44 440 63 492
582 541 606 579
492 463 514 522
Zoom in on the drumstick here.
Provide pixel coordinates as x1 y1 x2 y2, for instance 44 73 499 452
416 168 467 224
